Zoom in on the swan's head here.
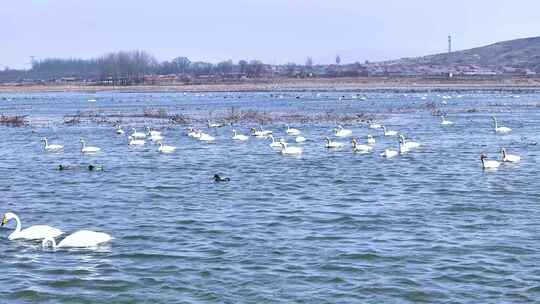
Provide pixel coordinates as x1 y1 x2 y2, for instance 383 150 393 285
367 135 373 139
79 139 85 143
399 134 405 141
351 138 357 144
280 142 287 149
480 154 488 161
132 128 136 132
1 212 15 226
128 136 133 140
324 137 330 143
40 137 46 142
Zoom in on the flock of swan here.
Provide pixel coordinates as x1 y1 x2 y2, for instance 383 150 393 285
19 112 521 250
39 114 521 169
1 212 112 249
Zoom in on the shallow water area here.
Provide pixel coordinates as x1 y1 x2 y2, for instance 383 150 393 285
1 91 540 303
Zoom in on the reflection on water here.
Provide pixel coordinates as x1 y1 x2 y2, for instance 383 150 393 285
1 91 540 303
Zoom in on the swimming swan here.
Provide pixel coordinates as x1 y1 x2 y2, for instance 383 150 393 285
334 125 352 137
198 132 216 142
41 137 64 151
325 137 345 149
158 141 176 153
399 135 421 150
380 149 398 159
286 124 301 136
351 138 373 153
131 128 147 139
232 130 249 141
208 120 224 128
501 147 520 162
42 230 112 248
2 212 63 241
279 142 303 155
295 136 306 143
268 135 284 148
381 125 398 136
492 116 512 134
251 127 272 137
146 127 161 137
128 136 146 146
80 139 101 153
441 115 453 125
480 154 500 169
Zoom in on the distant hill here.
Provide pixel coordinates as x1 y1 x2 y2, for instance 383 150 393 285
398 36 540 73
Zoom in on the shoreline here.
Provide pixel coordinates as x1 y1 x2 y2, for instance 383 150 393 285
2 77 540 93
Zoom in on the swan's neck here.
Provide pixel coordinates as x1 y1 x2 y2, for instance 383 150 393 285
80 141 86 149
493 118 498 129
43 139 49 148
9 214 22 238
481 158 486 168
269 135 275 143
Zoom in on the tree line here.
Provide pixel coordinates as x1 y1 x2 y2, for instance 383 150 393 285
0 50 366 83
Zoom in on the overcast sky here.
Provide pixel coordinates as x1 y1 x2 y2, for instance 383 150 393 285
1 0 539 68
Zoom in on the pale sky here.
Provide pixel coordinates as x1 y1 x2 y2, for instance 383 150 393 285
1 0 539 69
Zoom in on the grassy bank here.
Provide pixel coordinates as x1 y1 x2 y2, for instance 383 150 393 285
2 77 540 94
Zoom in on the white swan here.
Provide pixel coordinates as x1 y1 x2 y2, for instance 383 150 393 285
2 212 63 241
232 130 249 141
367 135 376 145
325 137 345 149
398 136 410 154
158 141 176 153
208 120 224 128
440 115 453 125
116 125 125 134
279 142 303 155
351 138 373 153
131 128 147 139
41 137 64 152
128 136 146 146
481 154 500 169
251 127 272 137
295 136 306 143
286 124 301 136
492 116 512 134
381 125 398 136
399 135 421 150
368 121 382 129
501 147 520 162
380 149 398 159
268 135 284 148
187 128 202 139
198 132 216 142
334 125 352 137
42 230 112 248
80 139 101 153
146 127 161 137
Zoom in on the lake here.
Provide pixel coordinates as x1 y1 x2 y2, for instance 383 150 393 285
1 91 539 303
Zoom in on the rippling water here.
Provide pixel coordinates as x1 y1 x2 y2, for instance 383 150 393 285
1 91 540 303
